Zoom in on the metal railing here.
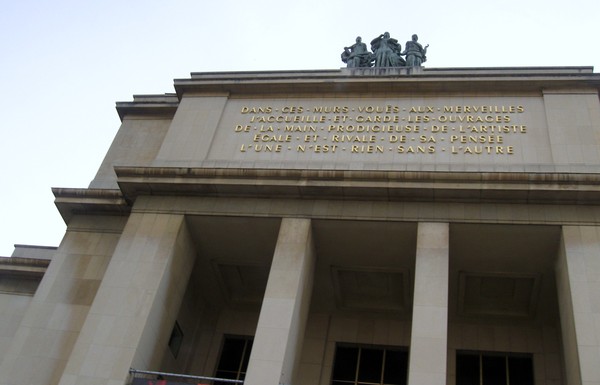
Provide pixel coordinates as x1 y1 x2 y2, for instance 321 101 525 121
129 368 244 385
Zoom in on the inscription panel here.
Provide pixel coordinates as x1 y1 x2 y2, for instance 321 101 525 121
207 96 551 169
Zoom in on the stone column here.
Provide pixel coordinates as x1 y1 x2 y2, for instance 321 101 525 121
556 225 600 385
244 218 315 385
0 216 124 385
408 222 449 385
57 212 196 385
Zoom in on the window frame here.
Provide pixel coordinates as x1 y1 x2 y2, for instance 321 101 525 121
456 350 534 385
331 343 409 385
215 335 254 383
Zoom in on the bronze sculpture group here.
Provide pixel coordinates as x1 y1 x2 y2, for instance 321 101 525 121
342 33 429 68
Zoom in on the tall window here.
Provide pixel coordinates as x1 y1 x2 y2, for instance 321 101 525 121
168 321 183 359
456 351 534 385
215 336 253 384
332 344 408 385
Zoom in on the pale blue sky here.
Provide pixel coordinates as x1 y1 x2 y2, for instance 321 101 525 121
1 0 599 256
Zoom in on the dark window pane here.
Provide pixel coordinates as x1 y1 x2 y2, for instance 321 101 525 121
508 356 534 385
358 348 384 383
168 322 184 359
215 336 253 385
241 339 253 374
333 346 359 381
383 349 408 385
482 355 506 385
215 370 236 380
217 338 246 372
456 353 480 385
333 345 408 385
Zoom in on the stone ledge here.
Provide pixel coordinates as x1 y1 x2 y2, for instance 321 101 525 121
114 167 600 205
0 257 49 274
51 168 600 223
175 67 600 97
52 188 130 223
115 93 179 121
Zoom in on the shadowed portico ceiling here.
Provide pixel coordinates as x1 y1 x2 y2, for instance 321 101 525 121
450 223 561 323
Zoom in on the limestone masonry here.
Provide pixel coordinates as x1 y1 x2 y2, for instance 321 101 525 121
2 66 600 385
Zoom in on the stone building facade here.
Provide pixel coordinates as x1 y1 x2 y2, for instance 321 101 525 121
2 66 600 385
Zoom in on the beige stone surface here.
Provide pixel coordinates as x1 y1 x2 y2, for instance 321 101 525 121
408 222 449 385
558 226 600 385
205 96 547 171
90 116 172 189
129 195 600 228
94 69 600 176
245 218 315 385
0 216 123 385
544 91 600 171
55 213 196 385
9 68 600 385
154 95 228 167
0 294 32 365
